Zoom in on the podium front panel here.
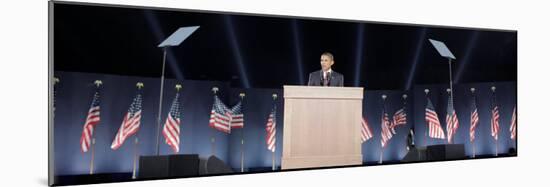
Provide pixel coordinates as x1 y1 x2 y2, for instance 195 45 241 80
282 86 363 169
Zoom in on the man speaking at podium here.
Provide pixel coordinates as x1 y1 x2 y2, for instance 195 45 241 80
307 52 344 87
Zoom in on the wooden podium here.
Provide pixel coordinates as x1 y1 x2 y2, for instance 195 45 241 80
281 86 363 170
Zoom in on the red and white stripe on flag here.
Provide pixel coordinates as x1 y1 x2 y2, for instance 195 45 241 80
491 106 500 140
361 117 373 143
111 111 142 150
80 105 100 152
266 112 276 152
510 106 517 140
209 110 232 133
111 93 142 150
381 113 393 148
229 102 244 129
162 113 181 153
162 94 182 153
390 108 407 134
426 109 445 139
80 91 100 153
230 114 244 128
209 96 232 133
446 110 459 143
470 108 479 142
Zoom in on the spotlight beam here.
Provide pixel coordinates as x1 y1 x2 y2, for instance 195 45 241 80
454 31 479 83
405 28 427 90
353 23 365 87
143 10 185 80
224 15 251 88
292 19 305 85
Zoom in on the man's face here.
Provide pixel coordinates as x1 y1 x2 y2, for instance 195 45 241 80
320 55 334 71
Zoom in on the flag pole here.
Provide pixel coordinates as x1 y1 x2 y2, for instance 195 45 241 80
424 89 429 146
132 137 139 179
241 130 244 172
446 56 455 145
402 94 408 151
447 58 454 107
272 151 275 171
89 138 95 175
211 87 219 156
446 88 453 144
272 94 278 171
239 92 245 173
471 88 476 158
154 48 168 156
492 86 498 156
89 80 101 175
379 94 387 164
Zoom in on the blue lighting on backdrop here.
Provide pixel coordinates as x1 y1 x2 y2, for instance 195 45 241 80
54 71 516 176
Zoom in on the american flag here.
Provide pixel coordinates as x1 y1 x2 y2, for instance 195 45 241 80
446 94 459 143
469 95 479 142
111 92 143 150
510 106 517 140
491 94 500 141
80 90 100 152
380 107 393 148
209 95 232 133
361 117 374 143
266 105 277 152
162 93 182 153
426 98 446 139
229 101 244 129
390 107 407 134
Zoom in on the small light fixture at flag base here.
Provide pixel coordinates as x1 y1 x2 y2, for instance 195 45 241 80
175 84 182 92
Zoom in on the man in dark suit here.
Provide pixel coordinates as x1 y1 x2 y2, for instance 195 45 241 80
307 52 344 87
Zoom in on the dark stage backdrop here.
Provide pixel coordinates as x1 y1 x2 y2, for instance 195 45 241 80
53 71 516 176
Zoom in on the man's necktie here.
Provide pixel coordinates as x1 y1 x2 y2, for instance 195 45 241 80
323 72 329 86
